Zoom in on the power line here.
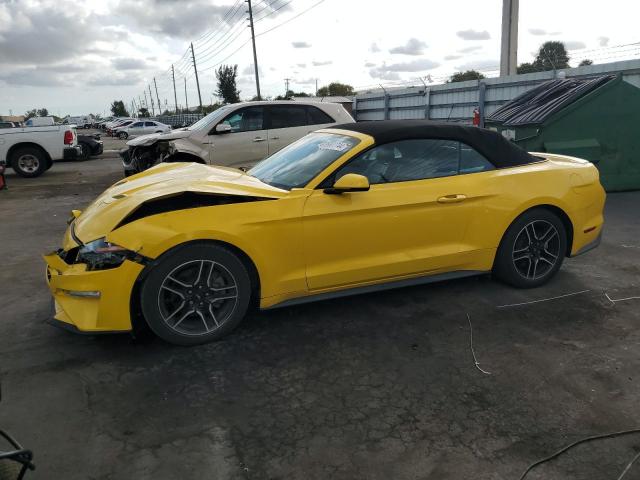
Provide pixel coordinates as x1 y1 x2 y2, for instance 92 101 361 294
193 0 245 46
255 0 325 37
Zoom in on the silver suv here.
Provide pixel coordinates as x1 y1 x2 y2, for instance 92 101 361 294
121 100 354 175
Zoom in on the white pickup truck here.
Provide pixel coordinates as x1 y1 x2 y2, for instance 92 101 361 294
0 124 82 177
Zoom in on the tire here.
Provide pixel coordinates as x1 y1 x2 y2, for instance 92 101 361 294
0 459 21 480
118 132 128 140
10 146 47 178
493 208 567 288
140 243 252 346
78 142 91 161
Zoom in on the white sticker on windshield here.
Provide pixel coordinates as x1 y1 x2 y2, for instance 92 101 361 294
318 140 352 152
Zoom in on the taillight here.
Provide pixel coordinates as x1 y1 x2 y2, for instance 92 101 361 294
64 130 74 145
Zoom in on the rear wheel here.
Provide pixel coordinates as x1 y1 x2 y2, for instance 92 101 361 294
10 146 47 178
140 243 252 345
493 208 567 288
118 131 128 140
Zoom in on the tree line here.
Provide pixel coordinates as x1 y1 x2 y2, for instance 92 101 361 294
449 41 593 82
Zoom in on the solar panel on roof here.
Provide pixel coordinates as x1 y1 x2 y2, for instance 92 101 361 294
487 75 616 127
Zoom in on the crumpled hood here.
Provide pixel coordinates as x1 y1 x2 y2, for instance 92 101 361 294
126 128 191 146
70 162 287 244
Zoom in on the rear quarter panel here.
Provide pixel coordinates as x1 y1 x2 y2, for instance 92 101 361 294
465 155 605 256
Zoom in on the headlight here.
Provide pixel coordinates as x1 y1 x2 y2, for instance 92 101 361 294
76 238 132 271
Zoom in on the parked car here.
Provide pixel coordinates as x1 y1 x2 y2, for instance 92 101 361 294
106 119 134 136
0 122 20 129
113 120 171 139
64 116 92 129
120 100 354 175
44 120 605 345
77 133 104 160
0 124 81 177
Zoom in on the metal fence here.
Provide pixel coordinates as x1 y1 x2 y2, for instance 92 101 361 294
353 59 640 124
152 113 204 128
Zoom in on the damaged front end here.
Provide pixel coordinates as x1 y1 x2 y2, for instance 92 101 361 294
120 140 173 176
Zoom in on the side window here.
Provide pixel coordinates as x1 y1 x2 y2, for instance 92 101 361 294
220 107 264 133
144 121 156 127
269 106 308 129
331 139 459 185
459 144 494 174
307 106 334 125
131 122 144 127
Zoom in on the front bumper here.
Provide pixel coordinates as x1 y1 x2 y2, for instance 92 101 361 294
44 251 144 333
63 146 82 161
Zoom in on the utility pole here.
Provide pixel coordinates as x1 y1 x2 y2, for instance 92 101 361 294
184 77 189 112
246 0 261 100
315 79 318 96
148 84 156 116
500 0 519 76
143 91 149 113
190 42 203 113
171 65 178 114
284 78 291 97
153 77 162 115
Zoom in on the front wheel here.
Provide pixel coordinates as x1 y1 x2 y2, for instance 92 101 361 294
10 146 47 178
118 131 128 140
140 243 253 346
493 208 567 288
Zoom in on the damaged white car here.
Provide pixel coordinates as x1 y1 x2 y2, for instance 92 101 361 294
120 100 354 176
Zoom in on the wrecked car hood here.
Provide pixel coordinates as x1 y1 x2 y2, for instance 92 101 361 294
69 162 287 244
126 129 191 147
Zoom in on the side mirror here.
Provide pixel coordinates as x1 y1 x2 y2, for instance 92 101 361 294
215 123 232 134
324 173 370 195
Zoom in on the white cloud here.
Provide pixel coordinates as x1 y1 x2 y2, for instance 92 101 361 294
369 42 381 53
598 36 610 47
458 45 482 53
370 58 440 79
112 58 149 70
456 29 490 40
565 40 586 50
389 38 427 55
292 41 311 48
444 54 462 61
312 60 332 66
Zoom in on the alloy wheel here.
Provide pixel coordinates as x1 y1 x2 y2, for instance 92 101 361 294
157 259 238 336
17 154 40 174
512 220 560 280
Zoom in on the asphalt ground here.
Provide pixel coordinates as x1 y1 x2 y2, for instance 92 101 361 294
0 145 639 480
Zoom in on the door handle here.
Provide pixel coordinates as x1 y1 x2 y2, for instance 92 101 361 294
270 136 280 140
437 194 467 204
253 137 266 142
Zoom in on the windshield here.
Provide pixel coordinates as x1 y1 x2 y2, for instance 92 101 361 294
187 106 233 131
248 132 360 190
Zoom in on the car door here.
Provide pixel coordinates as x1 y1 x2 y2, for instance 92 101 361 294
144 121 158 134
266 105 310 155
208 106 268 168
302 138 492 291
127 121 145 137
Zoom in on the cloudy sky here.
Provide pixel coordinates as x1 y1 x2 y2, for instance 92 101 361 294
0 0 637 117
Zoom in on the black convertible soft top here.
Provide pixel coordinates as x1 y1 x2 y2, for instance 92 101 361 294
330 120 537 168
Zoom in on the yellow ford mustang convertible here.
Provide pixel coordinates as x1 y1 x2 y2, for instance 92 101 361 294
44 120 605 345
